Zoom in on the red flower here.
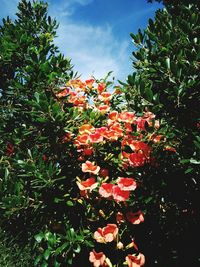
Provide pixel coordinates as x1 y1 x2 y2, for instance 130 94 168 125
99 183 114 198
75 134 90 146
97 83 106 94
125 253 145 267
89 250 106 267
83 147 93 156
89 132 104 143
118 111 135 123
109 123 123 137
103 130 119 141
85 79 95 88
79 124 95 134
6 143 14 156
126 211 144 224
103 224 118 242
125 122 133 133
149 134 163 143
56 88 69 98
117 177 137 191
165 146 176 153
108 111 119 121
76 177 98 192
128 141 151 158
94 224 118 243
129 153 146 167
95 127 108 135
82 161 100 175
97 105 110 114
112 186 130 202
116 212 125 224
99 168 109 178
98 92 112 102
42 155 47 161
136 118 147 131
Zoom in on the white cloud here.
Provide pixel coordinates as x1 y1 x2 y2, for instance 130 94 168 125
49 1 131 81
0 0 132 81
74 0 94 6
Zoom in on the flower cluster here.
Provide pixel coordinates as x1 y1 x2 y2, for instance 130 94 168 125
90 223 145 267
54 77 172 266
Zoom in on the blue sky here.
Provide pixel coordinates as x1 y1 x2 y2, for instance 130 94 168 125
0 0 163 80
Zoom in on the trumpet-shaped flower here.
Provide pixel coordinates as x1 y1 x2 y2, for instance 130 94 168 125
99 183 114 198
125 253 145 267
76 177 98 192
117 177 137 191
89 250 106 267
126 211 144 224
112 186 130 202
82 161 100 175
94 224 118 243
129 153 146 167
79 124 95 135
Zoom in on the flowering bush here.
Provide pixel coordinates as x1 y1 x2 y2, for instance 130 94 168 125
32 77 175 266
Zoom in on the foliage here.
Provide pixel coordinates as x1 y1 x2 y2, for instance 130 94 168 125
123 1 200 266
0 229 32 266
0 0 199 266
32 77 175 266
0 2 175 260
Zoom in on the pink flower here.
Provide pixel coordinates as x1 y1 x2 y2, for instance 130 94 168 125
97 105 110 114
117 177 137 191
118 112 135 123
75 134 89 146
89 132 104 143
112 186 130 202
126 211 144 224
109 123 123 137
103 130 119 141
125 253 145 267
99 183 114 198
89 250 106 267
95 127 108 135
82 161 100 175
98 92 112 102
76 177 98 192
136 118 147 131
94 224 118 243
93 228 105 243
103 224 119 242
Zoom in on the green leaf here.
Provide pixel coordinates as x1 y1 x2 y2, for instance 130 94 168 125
43 249 51 260
165 57 170 70
41 262 48 267
34 92 40 103
73 244 81 253
145 87 153 102
34 232 44 243
190 159 200 164
66 200 74 206
4 168 9 179
185 167 194 174
34 255 42 266
55 243 69 255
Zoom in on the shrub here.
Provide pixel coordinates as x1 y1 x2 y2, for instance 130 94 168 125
123 1 200 266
